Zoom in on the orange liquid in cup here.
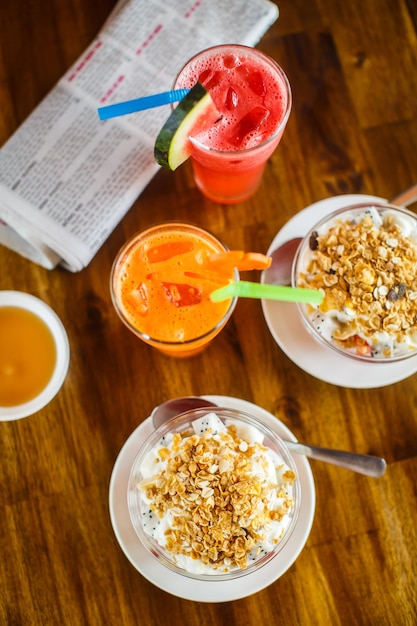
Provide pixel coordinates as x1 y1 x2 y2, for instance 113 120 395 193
174 44 291 204
0 306 57 406
110 223 237 357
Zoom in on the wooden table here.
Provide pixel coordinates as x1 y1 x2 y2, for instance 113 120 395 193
1 1 417 624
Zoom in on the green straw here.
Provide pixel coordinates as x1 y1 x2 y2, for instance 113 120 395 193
210 281 323 305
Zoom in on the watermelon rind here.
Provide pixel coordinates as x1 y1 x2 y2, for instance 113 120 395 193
154 82 218 170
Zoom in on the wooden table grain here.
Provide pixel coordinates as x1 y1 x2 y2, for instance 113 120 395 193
1 1 417 624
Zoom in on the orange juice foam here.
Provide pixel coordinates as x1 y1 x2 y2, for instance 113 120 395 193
111 224 236 356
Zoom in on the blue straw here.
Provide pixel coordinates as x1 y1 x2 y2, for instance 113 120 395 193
97 89 190 120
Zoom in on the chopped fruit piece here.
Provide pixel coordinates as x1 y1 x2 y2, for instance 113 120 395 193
154 83 219 170
207 251 245 274
236 252 272 271
354 335 372 355
208 250 272 272
161 282 202 307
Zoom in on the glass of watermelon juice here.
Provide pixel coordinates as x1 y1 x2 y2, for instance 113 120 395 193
110 222 238 357
174 44 291 204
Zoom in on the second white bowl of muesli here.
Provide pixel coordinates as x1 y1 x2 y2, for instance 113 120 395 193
292 202 417 362
127 407 301 581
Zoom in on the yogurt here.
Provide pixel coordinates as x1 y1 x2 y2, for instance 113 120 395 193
136 412 296 574
295 205 417 359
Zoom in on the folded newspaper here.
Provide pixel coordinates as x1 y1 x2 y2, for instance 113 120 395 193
0 0 279 271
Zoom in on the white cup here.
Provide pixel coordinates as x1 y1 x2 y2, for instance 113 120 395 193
0 291 70 421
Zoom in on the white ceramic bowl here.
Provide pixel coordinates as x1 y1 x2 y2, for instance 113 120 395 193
292 202 417 363
0 291 70 420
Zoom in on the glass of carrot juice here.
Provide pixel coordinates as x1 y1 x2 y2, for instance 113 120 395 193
110 222 238 357
173 44 292 204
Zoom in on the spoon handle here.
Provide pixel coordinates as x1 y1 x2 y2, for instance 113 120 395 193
390 183 417 208
284 440 387 477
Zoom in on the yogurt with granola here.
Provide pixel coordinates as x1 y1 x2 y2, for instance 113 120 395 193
295 204 417 359
135 412 296 574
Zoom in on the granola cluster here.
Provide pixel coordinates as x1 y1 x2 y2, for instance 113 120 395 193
297 209 417 357
138 424 296 572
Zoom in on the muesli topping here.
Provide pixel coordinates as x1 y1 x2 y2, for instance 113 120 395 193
137 417 296 572
297 209 417 357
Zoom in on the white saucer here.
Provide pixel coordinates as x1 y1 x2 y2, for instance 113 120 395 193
261 194 417 388
109 395 315 602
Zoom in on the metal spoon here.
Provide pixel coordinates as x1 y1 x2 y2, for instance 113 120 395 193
263 184 417 287
151 397 387 477
391 182 417 208
263 237 302 286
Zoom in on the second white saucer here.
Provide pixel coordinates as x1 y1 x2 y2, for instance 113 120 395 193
261 194 417 388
